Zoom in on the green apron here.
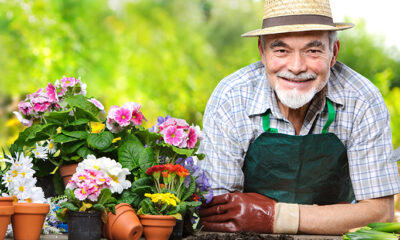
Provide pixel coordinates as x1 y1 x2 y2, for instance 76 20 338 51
243 99 354 205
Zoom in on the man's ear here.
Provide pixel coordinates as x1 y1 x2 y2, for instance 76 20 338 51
258 37 266 65
330 40 340 67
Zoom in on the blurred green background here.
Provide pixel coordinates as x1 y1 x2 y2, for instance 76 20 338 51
1 0 400 150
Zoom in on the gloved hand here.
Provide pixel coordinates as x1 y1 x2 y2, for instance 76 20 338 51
199 192 299 234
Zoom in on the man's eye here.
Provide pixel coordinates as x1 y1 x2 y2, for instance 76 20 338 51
308 49 322 54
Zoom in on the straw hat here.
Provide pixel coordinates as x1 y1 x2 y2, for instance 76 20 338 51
242 0 354 37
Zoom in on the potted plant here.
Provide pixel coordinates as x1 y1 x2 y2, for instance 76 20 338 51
1 151 50 240
114 116 213 239
10 76 109 195
56 167 116 240
73 154 143 240
137 192 181 240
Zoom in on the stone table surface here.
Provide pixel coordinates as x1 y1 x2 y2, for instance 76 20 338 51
6 232 343 240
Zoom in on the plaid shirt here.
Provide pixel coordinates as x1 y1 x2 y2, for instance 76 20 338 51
198 61 400 201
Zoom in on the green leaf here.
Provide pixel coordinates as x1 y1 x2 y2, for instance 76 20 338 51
65 95 100 121
63 141 85 154
92 204 105 212
182 175 196 201
69 119 90 126
97 188 112 205
118 191 136 205
87 131 113 150
171 146 195 157
53 134 79 143
60 202 79 211
118 139 144 171
62 130 88 140
138 147 157 172
132 176 153 188
77 146 94 159
26 123 55 141
46 110 72 123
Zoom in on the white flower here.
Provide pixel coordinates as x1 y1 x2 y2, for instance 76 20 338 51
32 144 48 160
26 187 46 203
76 155 131 194
13 111 33 127
9 177 36 201
46 140 57 154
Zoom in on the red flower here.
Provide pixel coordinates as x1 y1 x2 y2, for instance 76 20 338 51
146 165 166 175
191 194 200 202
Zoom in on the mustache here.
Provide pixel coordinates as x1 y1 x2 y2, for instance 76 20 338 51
276 71 317 81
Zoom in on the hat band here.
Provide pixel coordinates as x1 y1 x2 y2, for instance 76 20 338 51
262 14 335 28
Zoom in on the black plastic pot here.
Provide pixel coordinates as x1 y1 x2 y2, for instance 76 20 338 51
169 219 183 240
67 211 102 240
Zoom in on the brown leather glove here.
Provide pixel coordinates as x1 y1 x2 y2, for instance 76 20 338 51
199 192 299 234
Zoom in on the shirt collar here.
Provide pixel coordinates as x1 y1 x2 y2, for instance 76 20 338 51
246 61 346 117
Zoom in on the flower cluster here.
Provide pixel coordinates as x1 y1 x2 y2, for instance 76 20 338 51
1 152 45 203
137 192 181 216
144 193 180 207
13 76 94 127
66 169 111 202
153 116 202 149
179 156 213 204
32 140 58 161
75 155 131 194
146 163 189 198
106 102 146 133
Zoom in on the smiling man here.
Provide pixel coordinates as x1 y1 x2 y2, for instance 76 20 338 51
198 0 400 235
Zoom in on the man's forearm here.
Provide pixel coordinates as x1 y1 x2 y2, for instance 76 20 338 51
299 196 394 235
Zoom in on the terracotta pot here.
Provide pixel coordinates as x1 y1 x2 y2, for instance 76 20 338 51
139 215 176 240
0 205 14 239
11 202 50 240
0 196 14 206
103 203 143 240
68 210 102 240
59 163 78 186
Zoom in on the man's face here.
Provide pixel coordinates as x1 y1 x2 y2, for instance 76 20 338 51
259 31 338 109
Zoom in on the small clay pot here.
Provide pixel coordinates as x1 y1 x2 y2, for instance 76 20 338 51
68 210 102 240
11 202 50 240
140 215 176 240
0 205 14 239
59 163 78 186
0 196 14 206
103 203 143 240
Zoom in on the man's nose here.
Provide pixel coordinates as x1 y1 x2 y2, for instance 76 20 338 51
287 52 307 74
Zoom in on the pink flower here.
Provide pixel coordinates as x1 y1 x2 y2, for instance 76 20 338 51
74 186 89 201
33 102 51 113
45 83 58 103
88 98 104 111
164 126 184 146
114 107 132 127
18 101 33 116
131 110 143 125
61 76 78 88
106 118 122 133
187 127 198 149
122 102 141 112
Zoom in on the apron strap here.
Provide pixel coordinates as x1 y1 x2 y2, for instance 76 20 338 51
262 98 336 134
322 99 335 134
262 111 278 133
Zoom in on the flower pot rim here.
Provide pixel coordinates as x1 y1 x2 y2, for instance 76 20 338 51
139 214 176 220
0 206 14 215
59 163 78 175
13 202 50 214
0 197 14 201
68 210 102 217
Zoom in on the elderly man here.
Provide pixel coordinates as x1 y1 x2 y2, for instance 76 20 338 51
198 0 400 235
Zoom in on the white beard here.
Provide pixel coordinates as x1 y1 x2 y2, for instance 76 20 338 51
273 71 330 109
275 85 317 109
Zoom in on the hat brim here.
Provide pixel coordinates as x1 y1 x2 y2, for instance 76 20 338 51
241 22 354 37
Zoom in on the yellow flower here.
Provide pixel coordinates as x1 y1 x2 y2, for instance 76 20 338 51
112 137 121 143
145 193 180 207
90 122 105 134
